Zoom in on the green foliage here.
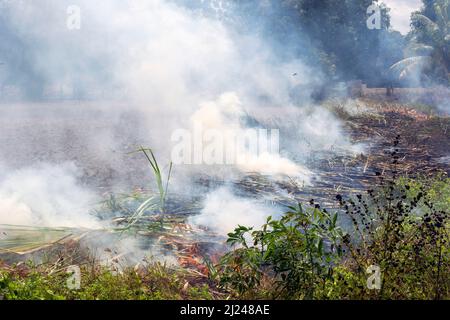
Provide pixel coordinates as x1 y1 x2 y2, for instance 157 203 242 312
0 262 213 300
295 0 392 82
217 172 449 300
391 0 450 85
217 203 345 299
138 147 173 214
122 147 173 230
0 270 65 300
337 173 449 299
224 0 400 86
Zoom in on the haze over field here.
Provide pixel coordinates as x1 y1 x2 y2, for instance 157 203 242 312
0 0 360 230
0 0 448 234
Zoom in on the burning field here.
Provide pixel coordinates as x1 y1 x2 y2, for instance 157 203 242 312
0 0 449 301
0 96 449 300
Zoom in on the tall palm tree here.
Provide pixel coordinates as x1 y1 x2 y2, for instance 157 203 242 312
390 0 449 85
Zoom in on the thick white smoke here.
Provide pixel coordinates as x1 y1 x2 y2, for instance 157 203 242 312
0 162 100 228
185 92 313 180
0 0 362 232
189 187 276 236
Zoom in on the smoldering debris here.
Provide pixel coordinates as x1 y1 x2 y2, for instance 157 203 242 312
0 213 227 275
0 0 447 275
0 162 100 228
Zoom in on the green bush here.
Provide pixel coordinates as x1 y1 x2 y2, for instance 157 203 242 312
338 174 449 299
0 262 214 300
217 203 344 299
217 174 449 300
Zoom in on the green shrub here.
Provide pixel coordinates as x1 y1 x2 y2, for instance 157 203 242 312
0 262 215 300
338 174 449 299
217 173 449 300
217 203 345 299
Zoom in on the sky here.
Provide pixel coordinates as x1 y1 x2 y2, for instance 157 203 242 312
382 0 423 34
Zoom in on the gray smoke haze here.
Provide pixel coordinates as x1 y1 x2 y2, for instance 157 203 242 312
0 0 363 233
0 162 100 228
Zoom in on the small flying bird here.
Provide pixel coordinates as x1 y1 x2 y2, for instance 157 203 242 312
292 72 298 76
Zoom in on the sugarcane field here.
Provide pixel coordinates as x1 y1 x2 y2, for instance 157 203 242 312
0 0 449 305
